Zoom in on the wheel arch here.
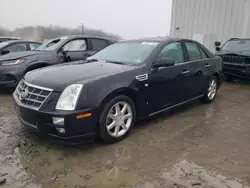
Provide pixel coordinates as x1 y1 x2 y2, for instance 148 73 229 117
98 87 138 114
25 61 51 74
213 72 221 87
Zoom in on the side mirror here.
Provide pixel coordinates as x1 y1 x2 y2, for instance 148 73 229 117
1 50 10 55
214 41 221 47
215 47 221 52
153 58 175 69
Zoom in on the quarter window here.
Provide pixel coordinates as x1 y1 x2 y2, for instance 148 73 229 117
185 42 201 61
91 39 108 51
157 42 184 63
62 39 87 51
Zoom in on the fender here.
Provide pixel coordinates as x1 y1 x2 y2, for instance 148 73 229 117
25 61 52 74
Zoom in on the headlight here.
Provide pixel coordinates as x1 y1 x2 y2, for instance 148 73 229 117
56 84 83 111
1 59 25 66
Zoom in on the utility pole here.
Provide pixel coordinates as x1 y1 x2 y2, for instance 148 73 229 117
81 23 84 35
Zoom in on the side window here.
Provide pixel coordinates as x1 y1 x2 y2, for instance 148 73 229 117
185 42 201 61
5 43 27 52
29 43 40 50
157 42 184 63
62 39 87 51
200 48 208 59
91 39 109 51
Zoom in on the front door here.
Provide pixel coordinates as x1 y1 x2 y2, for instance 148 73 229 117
59 39 88 62
144 42 192 114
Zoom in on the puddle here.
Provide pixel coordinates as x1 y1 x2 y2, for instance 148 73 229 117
161 160 249 188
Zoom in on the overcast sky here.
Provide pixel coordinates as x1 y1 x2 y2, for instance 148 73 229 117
0 0 172 39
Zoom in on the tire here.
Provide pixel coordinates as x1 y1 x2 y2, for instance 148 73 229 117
99 95 136 143
201 76 218 103
223 74 234 82
67 57 71 62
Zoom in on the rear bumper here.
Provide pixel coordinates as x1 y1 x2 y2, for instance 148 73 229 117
223 63 250 79
13 96 98 142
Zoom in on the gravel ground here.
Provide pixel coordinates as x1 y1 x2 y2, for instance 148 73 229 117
0 82 250 188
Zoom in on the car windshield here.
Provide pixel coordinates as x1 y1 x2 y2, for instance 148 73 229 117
0 42 9 49
35 37 68 51
90 41 159 65
221 39 250 51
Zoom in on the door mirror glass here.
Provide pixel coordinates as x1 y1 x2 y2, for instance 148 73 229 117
214 41 221 47
215 47 221 52
154 58 175 68
1 50 10 55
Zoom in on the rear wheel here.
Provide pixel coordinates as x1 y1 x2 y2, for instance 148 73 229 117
201 76 218 103
99 95 136 143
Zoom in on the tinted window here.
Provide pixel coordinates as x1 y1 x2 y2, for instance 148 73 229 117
91 39 108 51
200 48 208 59
29 43 40 50
62 39 86 51
157 42 184 63
5 43 27 52
185 42 201 61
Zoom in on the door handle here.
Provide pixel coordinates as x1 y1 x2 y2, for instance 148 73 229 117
205 64 211 68
181 70 190 75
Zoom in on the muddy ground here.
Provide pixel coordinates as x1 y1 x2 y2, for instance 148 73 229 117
0 82 250 188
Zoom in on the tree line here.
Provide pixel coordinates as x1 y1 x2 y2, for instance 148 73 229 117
0 25 121 41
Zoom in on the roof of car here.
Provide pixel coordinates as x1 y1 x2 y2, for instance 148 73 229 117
58 35 117 42
120 37 186 43
0 36 21 39
2 40 41 44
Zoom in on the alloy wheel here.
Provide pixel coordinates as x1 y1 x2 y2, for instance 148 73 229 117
208 78 217 100
106 101 133 138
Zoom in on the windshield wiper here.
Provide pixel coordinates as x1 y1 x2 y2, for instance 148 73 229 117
105 60 125 65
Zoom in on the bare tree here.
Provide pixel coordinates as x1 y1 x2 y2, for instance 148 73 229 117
0 25 121 41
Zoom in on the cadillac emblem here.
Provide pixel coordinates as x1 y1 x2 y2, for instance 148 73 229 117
19 88 29 101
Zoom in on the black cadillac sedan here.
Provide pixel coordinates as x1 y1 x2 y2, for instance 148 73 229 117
13 37 223 143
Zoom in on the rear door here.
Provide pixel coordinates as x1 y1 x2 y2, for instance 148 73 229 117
183 41 210 98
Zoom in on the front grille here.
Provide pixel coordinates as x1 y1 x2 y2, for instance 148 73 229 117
15 79 53 110
222 55 250 64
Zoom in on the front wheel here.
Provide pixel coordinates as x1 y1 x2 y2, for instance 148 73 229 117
201 76 218 103
99 95 136 143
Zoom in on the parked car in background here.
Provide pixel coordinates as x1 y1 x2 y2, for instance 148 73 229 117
13 37 223 143
0 36 22 43
0 40 41 56
0 35 116 87
215 38 250 81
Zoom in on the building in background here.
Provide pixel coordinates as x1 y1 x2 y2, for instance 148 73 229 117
170 0 250 51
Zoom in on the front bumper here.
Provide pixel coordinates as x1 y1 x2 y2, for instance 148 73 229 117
223 63 250 79
13 96 98 141
0 64 26 87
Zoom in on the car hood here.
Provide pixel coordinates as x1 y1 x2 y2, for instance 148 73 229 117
0 51 49 61
216 50 250 56
24 61 136 91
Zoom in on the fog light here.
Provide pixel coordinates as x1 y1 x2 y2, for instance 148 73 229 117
55 128 65 134
52 117 64 126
